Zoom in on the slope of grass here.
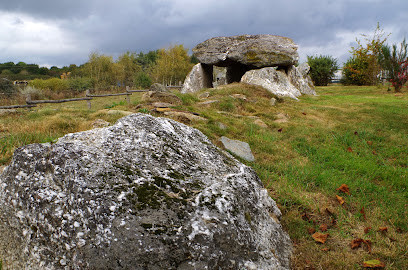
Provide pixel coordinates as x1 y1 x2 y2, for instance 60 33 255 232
0 84 407 269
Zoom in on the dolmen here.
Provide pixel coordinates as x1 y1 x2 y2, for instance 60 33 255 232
182 34 315 100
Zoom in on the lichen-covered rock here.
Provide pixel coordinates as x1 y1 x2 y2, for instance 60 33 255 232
193 34 299 68
142 90 182 105
220 136 255 162
181 63 213 93
241 67 301 100
288 64 316 96
149 83 168 92
0 114 291 269
297 63 310 77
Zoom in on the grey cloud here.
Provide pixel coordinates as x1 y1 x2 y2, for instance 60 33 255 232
0 0 407 66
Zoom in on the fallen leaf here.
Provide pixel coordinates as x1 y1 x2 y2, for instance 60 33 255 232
336 195 345 205
367 141 373 146
347 147 353 153
364 227 372 234
396 228 403 233
351 238 372 253
378 227 388 233
307 227 316 234
302 112 307 115
363 259 385 268
337 184 351 195
312 232 329 244
321 247 330 251
351 238 364 249
320 224 328 232
277 128 283 132
360 207 366 220
364 239 372 253
389 237 397 242
301 212 310 221
372 150 377 155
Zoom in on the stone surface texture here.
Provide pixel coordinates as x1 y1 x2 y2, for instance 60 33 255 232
0 114 291 269
149 83 168 92
288 65 316 96
181 63 213 93
193 35 299 68
297 63 310 77
241 67 301 100
142 91 182 105
220 136 256 162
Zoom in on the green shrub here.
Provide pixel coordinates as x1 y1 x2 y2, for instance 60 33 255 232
133 72 152 89
341 57 370 85
68 77 94 92
0 78 17 97
379 39 408 92
29 78 69 92
307 55 338 86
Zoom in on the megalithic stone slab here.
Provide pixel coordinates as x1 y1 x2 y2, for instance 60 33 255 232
181 63 213 93
193 34 299 68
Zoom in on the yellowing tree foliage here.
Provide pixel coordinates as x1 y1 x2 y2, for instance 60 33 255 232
150 44 194 86
342 24 389 85
116 52 142 87
84 52 120 89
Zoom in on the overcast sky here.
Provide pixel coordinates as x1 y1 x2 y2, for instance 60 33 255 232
1 0 407 68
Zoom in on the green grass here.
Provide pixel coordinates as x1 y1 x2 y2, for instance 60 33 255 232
0 84 407 269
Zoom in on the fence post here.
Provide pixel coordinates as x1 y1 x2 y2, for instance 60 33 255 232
125 86 130 105
86 89 92 110
25 94 33 110
26 94 31 105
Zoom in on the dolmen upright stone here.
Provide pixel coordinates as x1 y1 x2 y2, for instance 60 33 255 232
181 34 316 99
0 113 291 269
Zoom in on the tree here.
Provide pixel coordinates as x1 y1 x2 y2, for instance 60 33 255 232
133 72 152 89
136 50 159 71
83 52 120 89
116 52 141 87
342 24 389 85
0 78 17 97
150 44 194 86
307 55 338 86
379 39 408 92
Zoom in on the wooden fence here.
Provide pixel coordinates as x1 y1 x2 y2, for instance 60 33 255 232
0 86 154 110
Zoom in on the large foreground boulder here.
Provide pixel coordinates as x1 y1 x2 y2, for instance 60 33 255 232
193 34 299 68
0 114 291 269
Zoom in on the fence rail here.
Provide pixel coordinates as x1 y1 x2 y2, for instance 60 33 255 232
0 85 178 110
26 97 92 104
0 104 37 109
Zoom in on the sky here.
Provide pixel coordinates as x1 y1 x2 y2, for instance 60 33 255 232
0 0 407 68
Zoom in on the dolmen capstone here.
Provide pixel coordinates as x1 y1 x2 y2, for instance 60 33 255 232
181 34 315 99
0 113 291 269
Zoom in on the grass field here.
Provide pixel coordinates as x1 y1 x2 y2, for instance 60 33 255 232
0 84 407 269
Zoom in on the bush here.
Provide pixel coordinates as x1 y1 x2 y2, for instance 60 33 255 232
0 78 17 97
29 78 69 92
68 77 94 92
379 39 408 92
341 57 369 85
307 55 338 86
342 24 388 86
133 72 152 89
